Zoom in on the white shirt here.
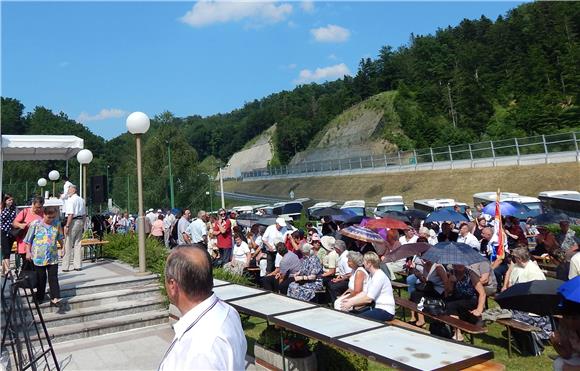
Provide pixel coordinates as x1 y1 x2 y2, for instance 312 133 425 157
366 269 395 315
399 235 418 245
177 217 190 245
146 212 158 226
262 224 286 252
232 241 250 263
348 267 369 292
509 261 546 286
159 294 247 371
458 232 480 250
569 252 580 279
65 193 86 217
187 219 207 244
337 250 352 276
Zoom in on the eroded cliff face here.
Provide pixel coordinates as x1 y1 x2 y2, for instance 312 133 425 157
221 124 276 179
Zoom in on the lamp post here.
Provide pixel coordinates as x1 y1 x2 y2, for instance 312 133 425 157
106 165 110 201
219 167 225 210
37 178 47 197
77 149 93 200
48 170 60 197
166 141 175 209
127 112 150 274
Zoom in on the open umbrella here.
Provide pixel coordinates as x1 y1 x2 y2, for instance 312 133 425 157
376 210 411 223
558 276 580 314
381 242 431 263
532 212 570 225
339 225 385 244
482 201 531 218
404 209 428 220
342 215 365 225
310 207 345 218
495 279 564 316
425 209 469 223
365 217 410 230
421 241 486 265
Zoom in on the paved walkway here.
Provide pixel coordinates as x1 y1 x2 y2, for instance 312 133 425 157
53 324 257 370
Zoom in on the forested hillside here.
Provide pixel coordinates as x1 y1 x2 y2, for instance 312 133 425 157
2 1 579 210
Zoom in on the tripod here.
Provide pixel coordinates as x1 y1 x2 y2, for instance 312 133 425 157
1 269 60 371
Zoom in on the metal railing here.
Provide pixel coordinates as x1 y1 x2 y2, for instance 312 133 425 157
241 131 580 180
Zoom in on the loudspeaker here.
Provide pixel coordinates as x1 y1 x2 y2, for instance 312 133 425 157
90 175 108 204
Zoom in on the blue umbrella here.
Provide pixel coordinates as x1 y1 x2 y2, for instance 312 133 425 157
421 241 486 265
559 276 580 304
482 201 528 217
425 209 468 223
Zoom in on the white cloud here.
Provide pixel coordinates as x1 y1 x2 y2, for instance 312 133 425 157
77 108 127 123
295 63 351 84
310 24 350 43
328 53 337 60
301 1 314 13
180 1 293 28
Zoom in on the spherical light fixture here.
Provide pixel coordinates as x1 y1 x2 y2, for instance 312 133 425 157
76 149 93 164
48 170 60 181
126 112 150 134
37 178 47 187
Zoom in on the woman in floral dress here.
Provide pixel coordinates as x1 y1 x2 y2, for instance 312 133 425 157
287 243 323 302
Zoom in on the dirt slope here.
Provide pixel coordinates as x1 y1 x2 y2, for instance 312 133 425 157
224 162 580 206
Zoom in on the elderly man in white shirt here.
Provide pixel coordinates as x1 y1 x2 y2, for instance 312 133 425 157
327 240 353 302
262 218 288 273
63 184 86 272
457 223 480 251
159 247 246 371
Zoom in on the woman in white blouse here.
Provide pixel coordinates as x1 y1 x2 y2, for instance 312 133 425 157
334 251 369 311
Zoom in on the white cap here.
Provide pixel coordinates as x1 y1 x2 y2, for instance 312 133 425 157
275 217 287 227
320 235 336 251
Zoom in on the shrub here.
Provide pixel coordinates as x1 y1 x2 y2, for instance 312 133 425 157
314 342 368 371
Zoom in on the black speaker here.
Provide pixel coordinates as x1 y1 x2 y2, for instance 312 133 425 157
90 175 108 204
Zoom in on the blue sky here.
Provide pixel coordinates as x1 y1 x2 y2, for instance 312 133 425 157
2 1 524 140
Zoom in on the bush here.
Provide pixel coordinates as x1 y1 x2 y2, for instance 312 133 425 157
213 267 252 285
543 224 580 235
313 342 368 371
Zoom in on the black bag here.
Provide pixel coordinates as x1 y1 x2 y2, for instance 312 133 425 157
9 227 25 239
429 321 453 339
422 298 447 316
512 329 544 356
17 260 37 289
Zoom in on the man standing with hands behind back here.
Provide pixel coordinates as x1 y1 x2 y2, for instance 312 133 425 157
63 184 86 272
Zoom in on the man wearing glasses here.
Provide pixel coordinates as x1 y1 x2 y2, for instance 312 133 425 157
213 208 233 265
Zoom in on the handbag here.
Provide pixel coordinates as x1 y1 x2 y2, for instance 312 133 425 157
17 260 37 289
422 298 447 316
10 208 28 239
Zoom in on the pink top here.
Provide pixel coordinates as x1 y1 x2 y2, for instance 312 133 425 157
151 220 164 237
14 208 44 254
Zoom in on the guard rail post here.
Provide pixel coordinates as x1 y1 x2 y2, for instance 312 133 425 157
490 141 496 167
359 157 363 169
542 135 549 164
349 158 352 171
468 144 473 168
574 132 579 162
413 149 417 171
449 145 454 170
370 156 374 168
383 154 388 170
514 138 521 166
398 151 402 170
430 147 435 170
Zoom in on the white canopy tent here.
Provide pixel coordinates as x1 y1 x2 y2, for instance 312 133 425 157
0 134 85 196
1 135 84 161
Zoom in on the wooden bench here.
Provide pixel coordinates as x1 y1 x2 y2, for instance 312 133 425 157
387 318 429 334
496 318 540 357
80 239 109 262
395 297 487 344
391 281 409 297
462 360 506 371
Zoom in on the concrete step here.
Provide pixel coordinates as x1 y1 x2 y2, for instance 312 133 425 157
59 273 160 297
39 283 162 313
39 297 168 328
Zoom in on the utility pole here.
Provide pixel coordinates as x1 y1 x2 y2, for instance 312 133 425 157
447 82 457 128
166 141 175 209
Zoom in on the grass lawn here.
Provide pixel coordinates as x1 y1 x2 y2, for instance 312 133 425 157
240 290 558 371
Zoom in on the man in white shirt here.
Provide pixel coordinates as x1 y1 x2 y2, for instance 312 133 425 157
159 247 246 371
186 211 209 248
261 218 288 273
177 210 192 246
327 240 352 302
146 209 157 226
568 250 580 279
457 223 480 251
63 184 86 272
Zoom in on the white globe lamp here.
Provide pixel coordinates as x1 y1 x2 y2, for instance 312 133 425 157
126 111 150 273
126 112 150 134
37 178 47 187
77 149 93 164
48 170 60 181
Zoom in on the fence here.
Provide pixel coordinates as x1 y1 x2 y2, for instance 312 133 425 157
240 131 580 180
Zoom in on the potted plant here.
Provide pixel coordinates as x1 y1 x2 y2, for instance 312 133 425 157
254 325 317 371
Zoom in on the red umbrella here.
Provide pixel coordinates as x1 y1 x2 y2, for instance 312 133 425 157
365 217 409 230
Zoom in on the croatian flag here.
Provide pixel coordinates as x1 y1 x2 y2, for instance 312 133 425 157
491 189 505 260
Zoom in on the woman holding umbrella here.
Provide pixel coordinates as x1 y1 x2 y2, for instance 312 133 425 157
409 259 450 328
445 264 486 341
